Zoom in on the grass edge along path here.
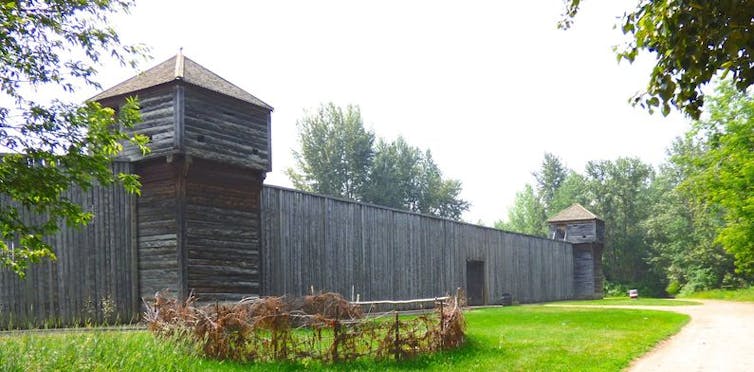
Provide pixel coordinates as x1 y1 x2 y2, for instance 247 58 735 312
680 287 754 302
0 306 689 371
550 297 701 307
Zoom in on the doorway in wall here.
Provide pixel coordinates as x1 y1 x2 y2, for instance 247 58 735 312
466 260 485 306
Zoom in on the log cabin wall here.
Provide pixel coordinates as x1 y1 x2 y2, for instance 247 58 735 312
184 158 263 301
134 156 265 303
183 86 271 171
572 244 596 299
133 158 181 301
99 84 177 162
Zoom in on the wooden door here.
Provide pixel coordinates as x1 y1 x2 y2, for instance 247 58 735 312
466 260 485 306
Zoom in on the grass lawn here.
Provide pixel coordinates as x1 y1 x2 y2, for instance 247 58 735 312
0 306 688 371
680 286 754 302
551 297 701 307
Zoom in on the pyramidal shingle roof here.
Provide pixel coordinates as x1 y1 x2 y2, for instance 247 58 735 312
547 203 602 222
90 51 273 110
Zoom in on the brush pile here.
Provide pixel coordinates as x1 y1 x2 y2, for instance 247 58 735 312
144 291 465 363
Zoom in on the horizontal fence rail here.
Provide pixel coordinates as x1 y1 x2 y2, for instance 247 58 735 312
351 296 450 306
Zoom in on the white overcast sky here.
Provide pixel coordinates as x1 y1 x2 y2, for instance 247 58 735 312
87 0 691 225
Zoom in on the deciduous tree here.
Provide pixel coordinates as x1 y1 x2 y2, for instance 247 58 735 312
644 139 733 294
0 0 149 277
680 80 754 275
585 157 656 287
549 171 590 216
533 153 568 216
288 105 469 220
287 103 375 200
562 1 754 119
495 184 547 237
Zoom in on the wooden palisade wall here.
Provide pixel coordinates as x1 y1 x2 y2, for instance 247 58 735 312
262 186 575 304
1 180 582 329
0 163 137 328
1 54 593 327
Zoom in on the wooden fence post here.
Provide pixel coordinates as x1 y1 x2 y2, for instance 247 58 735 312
394 310 400 360
439 299 444 349
333 306 340 361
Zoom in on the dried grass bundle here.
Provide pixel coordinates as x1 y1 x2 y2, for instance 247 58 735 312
302 292 362 319
143 291 199 337
436 296 466 349
144 291 465 363
194 302 255 360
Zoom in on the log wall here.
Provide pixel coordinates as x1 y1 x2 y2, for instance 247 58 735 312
2 181 585 329
261 186 575 304
134 158 180 301
183 86 271 171
101 85 177 162
185 158 263 301
0 163 137 328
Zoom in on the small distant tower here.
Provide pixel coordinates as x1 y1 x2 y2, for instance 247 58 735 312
92 52 273 302
547 204 604 299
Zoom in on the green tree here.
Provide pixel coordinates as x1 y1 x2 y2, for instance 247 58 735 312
499 153 582 236
0 0 149 277
680 80 754 276
495 184 547 237
287 103 375 200
364 137 469 220
585 157 657 289
414 150 469 220
549 171 590 216
364 137 420 209
562 1 754 119
289 108 469 220
644 138 734 293
533 153 568 216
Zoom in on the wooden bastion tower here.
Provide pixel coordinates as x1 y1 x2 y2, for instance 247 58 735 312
92 52 273 302
0 54 605 327
547 204 605 299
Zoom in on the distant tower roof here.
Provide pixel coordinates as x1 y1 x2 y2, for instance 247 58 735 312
547 203 602 223
90 51 273 110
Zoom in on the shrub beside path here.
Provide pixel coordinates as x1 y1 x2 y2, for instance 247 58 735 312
626 299 754 372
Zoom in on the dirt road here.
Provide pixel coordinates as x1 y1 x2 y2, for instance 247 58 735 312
626 299 754 372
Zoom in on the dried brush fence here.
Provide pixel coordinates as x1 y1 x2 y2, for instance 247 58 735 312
144 291 465 363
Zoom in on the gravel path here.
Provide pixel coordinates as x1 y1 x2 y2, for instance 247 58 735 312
626 299 754 372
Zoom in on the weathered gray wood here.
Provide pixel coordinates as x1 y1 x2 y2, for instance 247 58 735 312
183 86 271 171
135 158 179 301
2 176 586 329
183 158 263 301
99 85 177 162
261 186 575 304
0 162 137 328
174 84 185 151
